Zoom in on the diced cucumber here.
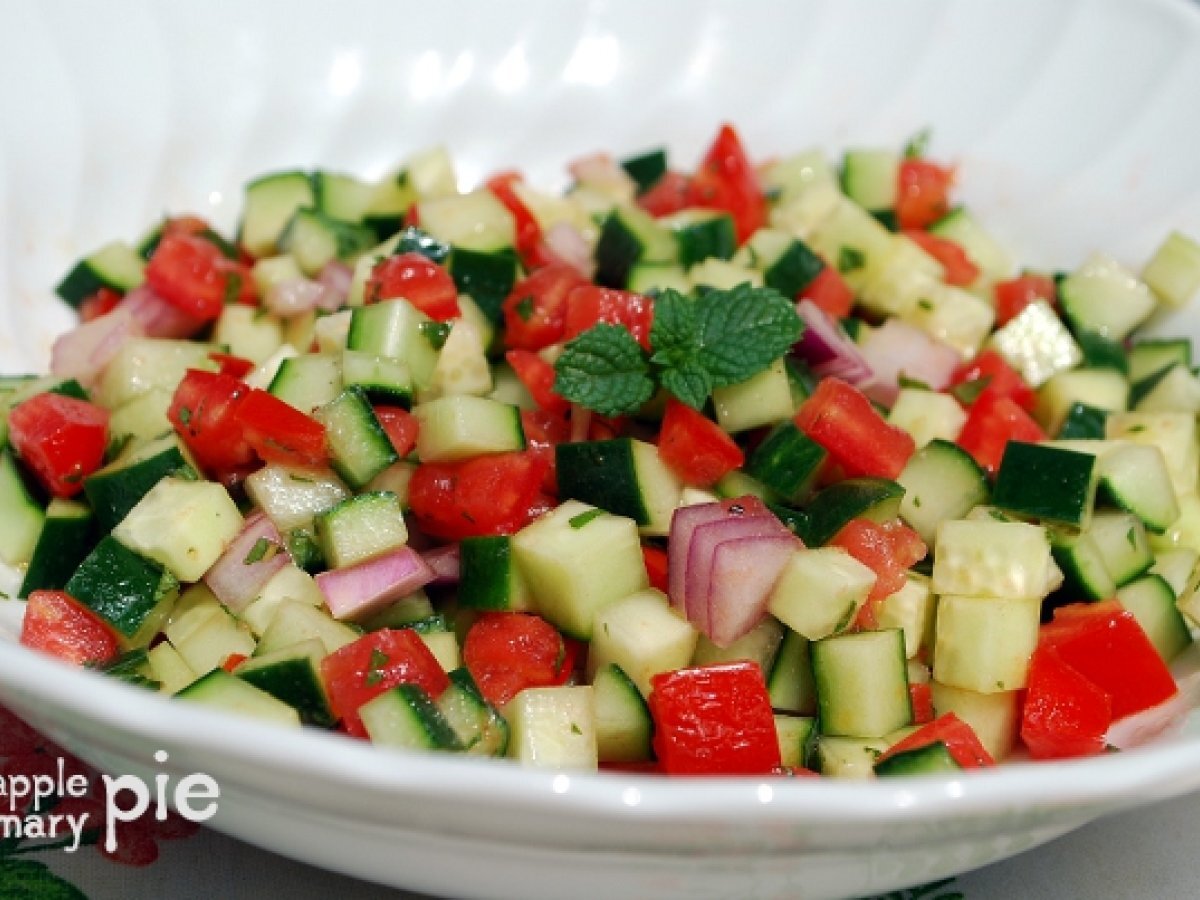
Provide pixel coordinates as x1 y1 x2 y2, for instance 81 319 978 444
711 358 795 434
592 663 653 763
744 421 827 504
594 205 677 287
840 149 899 214
167 599 256 675
992 442 1096 527
734 228 824 297
812 629 911 738
418 190 515 251
448 247 518 323
235 638 334 727
268 353 343 413
113 476 243 582
683 258 761 291
932 519 1056 601
1128 338 1191 384
896 439 988 545
108 388 173 449
556 438 682 536
858 236 944 318
806 196 894 293
887 388 967 448
1088 511 1154 586
620 148 668 193
254 599 359 657
987 299 1082 388
1116 574 1192 662
1140 231 1200 308
458 536 534 612
405 146 458 200
66 537 179 648
359 684 462 751
874 574 934 660
414 395 524 462
1051 528 1117 601
767 548 875 641
423 318 493 400
904 282 995 357
244 464 350 535
84 434 195 532
626 262 690 295
1035 368 1129 436
874 741 962 777
435 668 509 757
587 589 697 696
692 615 785 671
760 149 837 206
314 388 399 488
775 714 818 770
97 338 218 409
240 564 325 637
505 685 597 770
55 240 146 306
816 735 889 779
239 171 316 259
20 499 95 596
766 627 817 716
213 305 284 365
930 681 1020 761
0 450 45 567
933 595 1041 693
1058 254 1158 341
511 501 648 639
347 299 440 389
804 477 905 546
315 491 408 569
769 178 843 240
928 208 1013 289
661 208 736 268
312 170 375 223
1133 363 1200 414
1150 547 1197 596
147 642 198 695
177 669 301 727
1106 411 1199 497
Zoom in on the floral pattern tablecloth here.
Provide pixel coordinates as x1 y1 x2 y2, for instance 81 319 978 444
4 701 1193 900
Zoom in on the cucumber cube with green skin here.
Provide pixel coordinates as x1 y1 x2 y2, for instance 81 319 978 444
360 684 463 751
239 171 316 259
931 519 1056 601
436 668 509 757
816 735 890 779
244 464 351 535
55 240 146 307
593 663 653 763
662 209 736 268
774 715 817 769
418 190 515 251
594 205 677 288
147 642 197 695
312 171 375 222
97 337 219 410
803 477 905 546
744 421 827 504
620 148 668 194
414 395 525 463
992 441 1096 527
930 680 1020 762
1106 411 1199 498
768 548 876 641
20 499 95 596
1055 402 1110 440
235 639 335 727
280 207 376 276
555 438 682 536
874 741 962 777
933 595 1042 693
113 477 244 583
269 353 344 413
1141 231 1200 307
314 388 399 489
315 491 409 569
511 501 648 640
767 628 817 716
66 537 179 648
83 434 196 532
0 450 45 568
254 599 359 657
505 685 598 770
587 589 698 696
448 247 519 323
711 358 795 434
347 298 440 389
812 629 911 738
1117 574 1193 663
176 669 301 727
458 536 534 612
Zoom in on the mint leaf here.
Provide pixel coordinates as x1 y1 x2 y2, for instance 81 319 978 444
689 283 803 386
0 860 87 900
659 359 713 409
903 128 932 159
554 324 654 416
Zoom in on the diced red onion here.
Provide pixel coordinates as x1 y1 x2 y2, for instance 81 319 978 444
706 534 798 647
117 285 207 339
793 299 877 391
316 261 353 309
421 543 460 587
667 499 765 614
685 514 791 634
544 222 595 280
316 546 435 622
265 278 328 318
856 318 961 406
50 306 145 386
204 512 290 614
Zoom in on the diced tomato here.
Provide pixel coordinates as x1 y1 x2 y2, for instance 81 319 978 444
408 452 549 540
502 263 590 351
208 351 255 379
506 350 570 415
563 285 655 350
637 171 693 218
1020 645 1112 760
895 159 954 231
1040 600 1178 721
878 713 995 768
648 661 781 775
145 233 255 320
364 252 460 320
657 398 744 487
909 682 934 725
688 123 766 243
994 273 1057 327
463 612 567 707
903 229 979 287
798 265 853 318
168 369 257 481
642 545 669 594
320 629 451 738
951 348 1037 412
78 287 123 322
955 391 1045 476
374 405 419 458
829 518 927 602
7 393 110 498
794 378 916 480
235 389 328 468
19 590 119 667
520 407 570 495
221 653 249 673
486 172 543 264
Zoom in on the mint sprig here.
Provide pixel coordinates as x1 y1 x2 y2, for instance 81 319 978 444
554 284 803 415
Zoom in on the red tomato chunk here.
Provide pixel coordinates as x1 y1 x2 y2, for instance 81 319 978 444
20 590 119 667
794 378 915 480
8 393 110 498
463 612 568 707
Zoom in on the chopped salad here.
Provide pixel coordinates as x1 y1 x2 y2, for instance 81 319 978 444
5 123 1200 777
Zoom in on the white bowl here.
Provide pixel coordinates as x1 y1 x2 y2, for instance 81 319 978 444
3 1 1200 897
